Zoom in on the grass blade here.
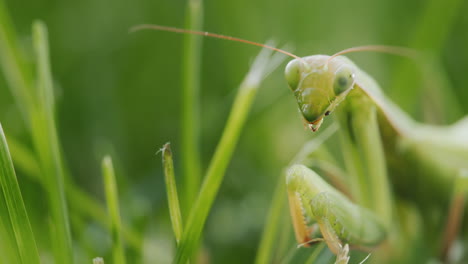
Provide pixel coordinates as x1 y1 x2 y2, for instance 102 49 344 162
0 0 36 122
32 20 74 263
0 202 21 264
174 47 285 263
0 123 41 264
181 0 204 212
102 156 126 264
161 143 183 243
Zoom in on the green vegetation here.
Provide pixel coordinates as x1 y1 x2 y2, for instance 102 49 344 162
0 0 467 263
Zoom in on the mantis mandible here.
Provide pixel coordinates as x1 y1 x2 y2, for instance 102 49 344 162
134 25 468 264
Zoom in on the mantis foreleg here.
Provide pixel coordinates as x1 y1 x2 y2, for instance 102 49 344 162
336 89 393 229
286 164 386 264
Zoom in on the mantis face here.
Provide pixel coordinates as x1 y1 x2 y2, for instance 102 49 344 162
285 55 356 131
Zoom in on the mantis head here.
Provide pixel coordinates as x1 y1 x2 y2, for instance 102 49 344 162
285 56 356 132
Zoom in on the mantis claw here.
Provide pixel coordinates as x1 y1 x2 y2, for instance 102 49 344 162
335 244 350 264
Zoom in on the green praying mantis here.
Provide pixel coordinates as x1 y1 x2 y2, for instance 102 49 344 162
134 25 468 263
284 53 468 263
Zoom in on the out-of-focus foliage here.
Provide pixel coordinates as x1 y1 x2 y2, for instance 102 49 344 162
1 0 468 263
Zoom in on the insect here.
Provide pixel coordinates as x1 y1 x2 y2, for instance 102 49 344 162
133 25 468 263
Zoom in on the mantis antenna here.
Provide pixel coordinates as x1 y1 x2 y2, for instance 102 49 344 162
130 24 307 64
131 25 416 70
327 45 418 63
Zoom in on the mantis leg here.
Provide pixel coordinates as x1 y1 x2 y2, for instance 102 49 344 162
287 124 387 263
335 89 393 229
440 169 468 261
286 164 386 264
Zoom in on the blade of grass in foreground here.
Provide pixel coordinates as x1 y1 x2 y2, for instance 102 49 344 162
174 46 286 263
0 203 21 264
102 156 126 264
161 143 183 244
0 123 41 264
32 21 73 263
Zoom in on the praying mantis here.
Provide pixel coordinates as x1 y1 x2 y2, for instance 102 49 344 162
284 54 468 263
134 25 468 263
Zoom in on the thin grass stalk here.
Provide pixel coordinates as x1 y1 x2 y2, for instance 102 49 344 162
162 143 184 243
32 21 73 263
0 124 41 264
181 0 204 213
102 156 126 264
174 47 285 263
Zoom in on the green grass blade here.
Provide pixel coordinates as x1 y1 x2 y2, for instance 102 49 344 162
181 0 204 212
174 47 285 263
0 9 74 260
162 143 183 243
0 202 21 264
102 156 126 264
254 177 287 264
32 20 74 263
0 123 41 264
0 0 36 122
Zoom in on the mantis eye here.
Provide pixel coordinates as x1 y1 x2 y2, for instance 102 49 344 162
285 59 303 91
333 67 355 95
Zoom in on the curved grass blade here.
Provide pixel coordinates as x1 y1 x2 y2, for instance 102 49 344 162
161 143 184 244
102 156 126 264
0 123 41 264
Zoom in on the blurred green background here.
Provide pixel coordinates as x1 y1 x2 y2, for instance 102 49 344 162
1 0 468 263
